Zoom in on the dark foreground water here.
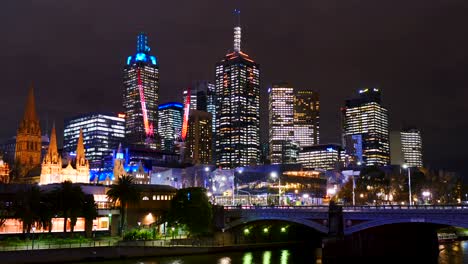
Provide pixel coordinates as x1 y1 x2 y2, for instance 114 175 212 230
73 241 468 264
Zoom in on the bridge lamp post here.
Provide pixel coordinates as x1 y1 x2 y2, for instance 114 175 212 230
422 191 431 205
270 172 280 205
402 164 413 206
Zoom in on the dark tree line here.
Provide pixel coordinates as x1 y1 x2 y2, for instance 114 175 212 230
2 180 97 237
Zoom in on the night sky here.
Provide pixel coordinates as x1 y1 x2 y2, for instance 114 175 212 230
1 1 467 174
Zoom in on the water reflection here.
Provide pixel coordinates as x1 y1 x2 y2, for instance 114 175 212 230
280 249 289 264
243 252 253 264
71 244 467 264
218 257 231 264
439 241 468 264
263 250 271 264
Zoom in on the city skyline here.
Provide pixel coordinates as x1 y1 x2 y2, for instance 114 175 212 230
0 1 467 173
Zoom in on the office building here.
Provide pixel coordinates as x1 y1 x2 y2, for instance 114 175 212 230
401 128 423 167
63 113 125 170
294 90 320 147
215 11 261 168
185 110 212 165
298 144 342 171
342 88 390 166
158 102 183 152
390 128 423 167
123 33 159 149
268 83 295 164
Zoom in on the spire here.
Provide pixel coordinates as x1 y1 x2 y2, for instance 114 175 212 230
23 83 38 121
47 123 58 157
76 128 85 162
233 9 241 52
136 32 150 54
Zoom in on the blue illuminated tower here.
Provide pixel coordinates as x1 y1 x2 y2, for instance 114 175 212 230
123 33 160 149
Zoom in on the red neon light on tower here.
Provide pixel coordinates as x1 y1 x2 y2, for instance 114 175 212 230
181 87 190 141
137 69 153 137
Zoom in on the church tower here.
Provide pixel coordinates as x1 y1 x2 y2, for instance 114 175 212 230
39 125 62 184
15 84 42 177
75 129 90 178
112 143 126 184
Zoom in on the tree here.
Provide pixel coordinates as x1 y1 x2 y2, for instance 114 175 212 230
82 194 98 238
54 181 85 234
13 186 42 233
166 187 212 237
106 175 141 235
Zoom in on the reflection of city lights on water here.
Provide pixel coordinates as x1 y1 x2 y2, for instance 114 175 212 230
263 251 272 264
280 249 289 264
243 252 253 264
218 257 232 264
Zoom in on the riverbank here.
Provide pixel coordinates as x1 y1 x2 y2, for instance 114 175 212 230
0 241 303 264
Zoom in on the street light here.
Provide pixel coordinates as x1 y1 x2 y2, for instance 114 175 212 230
422 191 431 204
402 164 412 206
270 172 281 205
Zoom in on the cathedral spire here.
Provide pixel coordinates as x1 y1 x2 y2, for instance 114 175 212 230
47 123 58 158
233 9 241 52
76 128 85 162
23 83 38 122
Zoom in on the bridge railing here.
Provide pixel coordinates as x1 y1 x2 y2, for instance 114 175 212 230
223 205 328 210
222 205 468 211
343 205 468 211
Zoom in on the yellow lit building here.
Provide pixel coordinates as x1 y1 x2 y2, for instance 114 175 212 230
40 127 90 185
0 157 9 183
15 85 42 179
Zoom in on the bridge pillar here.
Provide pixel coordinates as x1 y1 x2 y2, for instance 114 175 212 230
327 201 344 238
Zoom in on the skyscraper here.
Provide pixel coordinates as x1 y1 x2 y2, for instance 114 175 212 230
15 85 42 177
342 88 390 166
268 83 295 164
123 33 159 149
401 128 423 167
294 90 320 147
157 102 183 152
182 81 216 135
63 112 125 170
215 10 260 169
391 128 423 167
185 110 212 165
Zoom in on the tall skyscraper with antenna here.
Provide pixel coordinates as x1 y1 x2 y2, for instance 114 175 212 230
215 10 261 169
123 33 160 149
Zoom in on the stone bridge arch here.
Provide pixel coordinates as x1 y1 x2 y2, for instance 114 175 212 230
224 216 329 234
345 217 468 235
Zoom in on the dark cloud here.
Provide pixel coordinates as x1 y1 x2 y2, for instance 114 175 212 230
1 0 467 173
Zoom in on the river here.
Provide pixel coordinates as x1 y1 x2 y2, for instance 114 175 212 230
73 241 468 264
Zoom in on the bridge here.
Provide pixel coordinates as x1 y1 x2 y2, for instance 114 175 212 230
219 205 468 235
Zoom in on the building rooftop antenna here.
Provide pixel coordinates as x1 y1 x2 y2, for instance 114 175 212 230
233 9 241 52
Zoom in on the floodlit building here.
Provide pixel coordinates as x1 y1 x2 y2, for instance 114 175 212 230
63 112 125 170
0 156 9 183
157 102 183 152
185 110 212 165
215 11 260 168
268 83 295 164
15 85 42 179
390 128 423 167
298 144 342 171
342 88 390 166
294 90 320 147
123 33 160 149
40 127 90 185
